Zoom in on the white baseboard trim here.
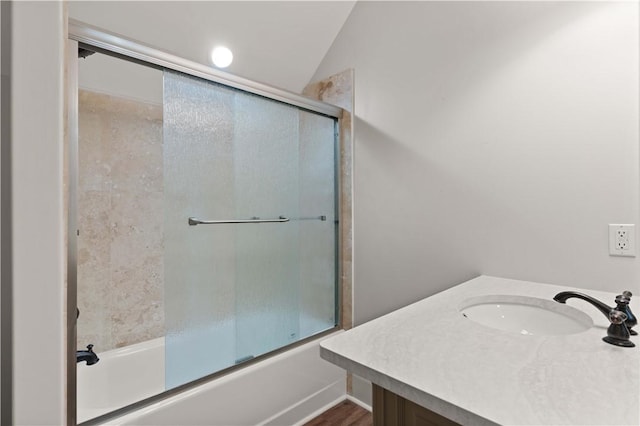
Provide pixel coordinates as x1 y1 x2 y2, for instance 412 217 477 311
346 394 372 412
290 395 346 426
272 395 372 426
264 378 347 426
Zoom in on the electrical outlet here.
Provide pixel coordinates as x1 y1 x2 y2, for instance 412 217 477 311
609 224 636 257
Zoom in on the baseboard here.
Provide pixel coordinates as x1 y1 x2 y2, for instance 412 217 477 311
346 394 372 412
263 378 370 426
263 383 372 426
263 379 346 426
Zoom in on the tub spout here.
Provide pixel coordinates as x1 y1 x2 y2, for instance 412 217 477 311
77 344 99 366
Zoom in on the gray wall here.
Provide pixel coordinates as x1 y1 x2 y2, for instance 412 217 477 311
312 1 640 325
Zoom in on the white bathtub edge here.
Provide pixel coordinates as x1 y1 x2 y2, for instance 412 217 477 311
104 331 347 426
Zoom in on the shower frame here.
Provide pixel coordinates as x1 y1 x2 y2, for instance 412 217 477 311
66 19 345 426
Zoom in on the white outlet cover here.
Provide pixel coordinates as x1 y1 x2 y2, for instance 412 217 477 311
609 224 636 257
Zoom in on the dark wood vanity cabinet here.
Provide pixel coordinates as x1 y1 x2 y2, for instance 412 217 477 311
372 384 461 426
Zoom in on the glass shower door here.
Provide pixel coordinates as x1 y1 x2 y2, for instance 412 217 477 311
232 93 301 363
163 72 238 388
163 71 337 389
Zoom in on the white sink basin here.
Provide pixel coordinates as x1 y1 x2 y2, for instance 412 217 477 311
460 295 593 336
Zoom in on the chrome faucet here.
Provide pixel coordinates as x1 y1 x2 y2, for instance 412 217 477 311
554 291 636 347
76 344 99 365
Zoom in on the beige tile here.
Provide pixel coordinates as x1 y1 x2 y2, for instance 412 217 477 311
77 90 164 352
77 190 113 350
78 106 113 192
302 69 354 112
109 110 163 193
110 253 165 348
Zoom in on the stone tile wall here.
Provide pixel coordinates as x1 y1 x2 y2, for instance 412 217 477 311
77 90 164 351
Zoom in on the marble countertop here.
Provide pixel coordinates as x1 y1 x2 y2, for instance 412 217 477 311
320 276 640 425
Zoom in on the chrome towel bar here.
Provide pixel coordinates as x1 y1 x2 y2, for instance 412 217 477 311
187 215 328 226
188 216 289 226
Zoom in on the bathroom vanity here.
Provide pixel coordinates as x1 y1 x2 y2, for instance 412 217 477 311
320 276 639 425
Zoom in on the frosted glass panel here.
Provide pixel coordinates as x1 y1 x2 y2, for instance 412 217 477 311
163 72 238 388
298 111 337 339
233 94 301 360
163 70 337 389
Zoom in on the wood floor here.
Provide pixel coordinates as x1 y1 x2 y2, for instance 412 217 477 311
303 400 372 426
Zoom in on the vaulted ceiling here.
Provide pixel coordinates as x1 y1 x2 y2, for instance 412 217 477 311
69 1 356 94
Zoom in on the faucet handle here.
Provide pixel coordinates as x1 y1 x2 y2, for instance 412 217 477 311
86 344 95 352
615 294 631 305
617 291 637 336
609 310 627 324
603 310 635 348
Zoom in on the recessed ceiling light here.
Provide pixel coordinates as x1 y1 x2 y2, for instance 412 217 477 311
211 46 233 69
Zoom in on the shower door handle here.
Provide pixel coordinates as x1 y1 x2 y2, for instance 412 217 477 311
188 216 290 226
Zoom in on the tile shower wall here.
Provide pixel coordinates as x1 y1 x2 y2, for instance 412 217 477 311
77 89 164 351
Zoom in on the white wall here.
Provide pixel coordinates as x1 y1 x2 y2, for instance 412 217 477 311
312 1 640 325
10 2 66 424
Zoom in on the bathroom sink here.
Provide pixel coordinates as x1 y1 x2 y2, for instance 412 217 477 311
460 295 593 336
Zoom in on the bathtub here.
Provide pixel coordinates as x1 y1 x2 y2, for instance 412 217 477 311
77 331 346 425
77 338 165 422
